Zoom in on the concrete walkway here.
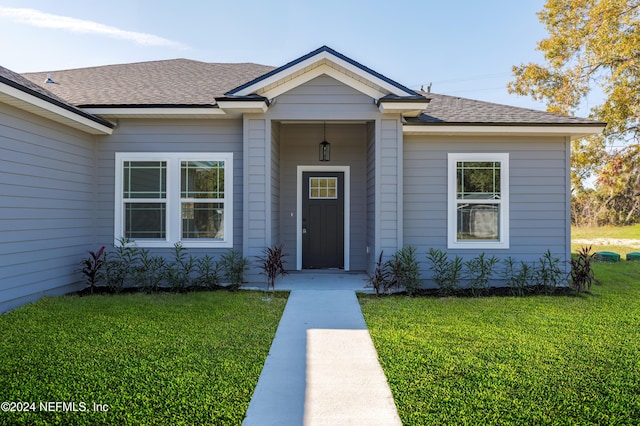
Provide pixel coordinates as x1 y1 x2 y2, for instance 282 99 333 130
242 288 402 426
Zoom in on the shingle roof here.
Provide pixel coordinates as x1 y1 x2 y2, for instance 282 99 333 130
410 92 602 126
21 59 275 107
18 57 602 127
0 65 113 127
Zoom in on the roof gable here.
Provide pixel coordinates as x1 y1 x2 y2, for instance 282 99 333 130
226 46 420 100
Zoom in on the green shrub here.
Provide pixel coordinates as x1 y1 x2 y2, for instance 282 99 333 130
426 248 463 296
219 249 249 289
166 242 196 291
103 238 138 293
536 250 566 294
503 257 538 296
465 252 499 297
389 246 422 296
134 249 166 293
194 254 220 289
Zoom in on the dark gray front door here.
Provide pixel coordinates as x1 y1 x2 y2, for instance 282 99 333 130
302 172 344 269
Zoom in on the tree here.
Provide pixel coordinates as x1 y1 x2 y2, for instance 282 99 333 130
509 0 640 224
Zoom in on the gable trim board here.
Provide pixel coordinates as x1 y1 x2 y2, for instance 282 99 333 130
227 46 419 99
0 46 606 311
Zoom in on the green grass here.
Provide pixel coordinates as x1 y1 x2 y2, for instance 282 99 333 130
0 291 288 425
359 262 640 425
572 224 640 257
572 224 640 240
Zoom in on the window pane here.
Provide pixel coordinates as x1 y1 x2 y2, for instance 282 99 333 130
123 161 166 199
182 202 224 239
457 161 500 199
309 177 338 199
457 204 499 240
125 203 166 239
181 161 224 198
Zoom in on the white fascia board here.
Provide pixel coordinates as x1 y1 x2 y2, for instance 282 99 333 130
1 83 113 135
234 51 414 97
402 124 606 140
83 107 226 117
261 64 385 100
378 100 431 117
215 100 269 113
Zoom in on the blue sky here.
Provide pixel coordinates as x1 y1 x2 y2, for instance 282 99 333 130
0 0 585 113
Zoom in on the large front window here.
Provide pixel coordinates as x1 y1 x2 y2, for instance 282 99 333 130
448 153 509 249
115 153 233 248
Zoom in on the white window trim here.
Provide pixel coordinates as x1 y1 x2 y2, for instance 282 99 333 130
308 177 339 200
447 153 509 249
115 152 233 248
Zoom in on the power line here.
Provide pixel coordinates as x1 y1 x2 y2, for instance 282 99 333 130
430 72 512 86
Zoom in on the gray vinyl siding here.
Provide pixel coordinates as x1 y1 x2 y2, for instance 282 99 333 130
376 119 403 259
266 75 379 120
242 117 269 282
0 103 96 312
271 122 281 244
403 135 571 280
95 118 244 257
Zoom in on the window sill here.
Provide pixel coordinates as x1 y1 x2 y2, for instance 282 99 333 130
447 241 510 250
115 240 233 249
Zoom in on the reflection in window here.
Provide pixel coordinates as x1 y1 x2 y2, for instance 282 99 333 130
448 153 509 248
182 203 224 239
456 204 499 240
123 161 167 239
116 153 233 247
181 161 225 240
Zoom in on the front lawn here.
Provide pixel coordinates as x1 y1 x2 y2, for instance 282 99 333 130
572 224 640 257
0 291 288 425
360 262 640 425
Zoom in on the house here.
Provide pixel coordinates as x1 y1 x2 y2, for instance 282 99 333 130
0 46 604 311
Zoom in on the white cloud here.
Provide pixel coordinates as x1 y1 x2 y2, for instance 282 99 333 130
0 7 188 49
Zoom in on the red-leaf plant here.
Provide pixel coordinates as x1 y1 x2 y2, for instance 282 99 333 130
81 246 105 293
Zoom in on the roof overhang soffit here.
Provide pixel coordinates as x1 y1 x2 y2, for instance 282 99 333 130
378 98 431 117
214 97 270 113
82 107 229 119
0 82 113 135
